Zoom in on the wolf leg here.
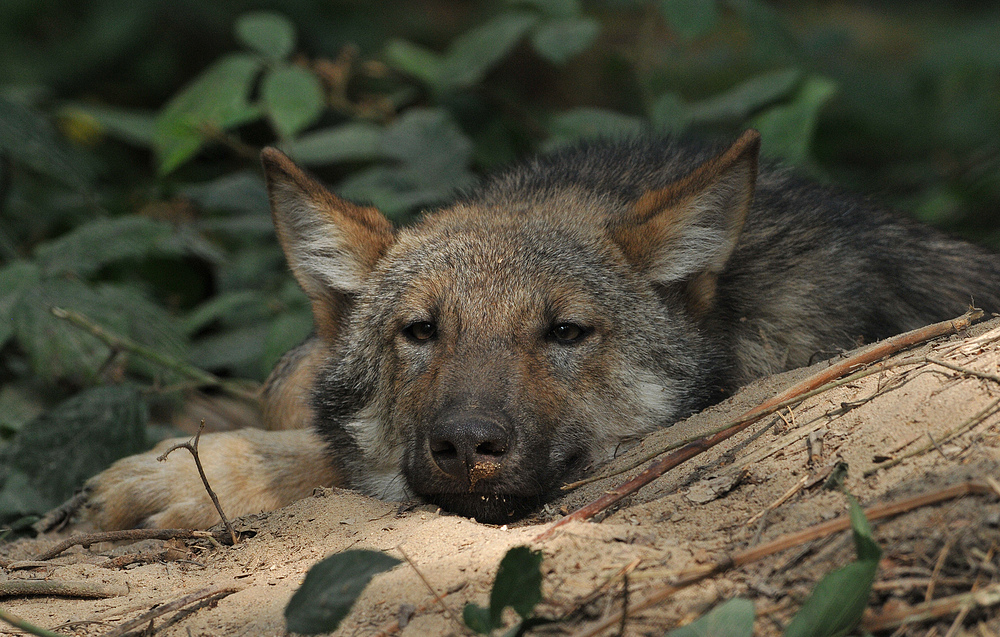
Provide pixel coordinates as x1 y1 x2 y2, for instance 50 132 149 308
52 429 339 530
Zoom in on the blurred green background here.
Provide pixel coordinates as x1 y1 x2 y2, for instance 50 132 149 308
1 0 999 529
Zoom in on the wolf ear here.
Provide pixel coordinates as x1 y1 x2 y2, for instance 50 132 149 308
261 147 394 340
609 129 760 315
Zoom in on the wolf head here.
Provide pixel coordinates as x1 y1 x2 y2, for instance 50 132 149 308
261 131 760 523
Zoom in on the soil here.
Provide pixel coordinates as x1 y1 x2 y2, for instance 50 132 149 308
4 319 1000 636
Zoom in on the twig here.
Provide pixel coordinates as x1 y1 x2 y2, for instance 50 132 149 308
926 356 1000 384
7 561 58 570
0 608 69 637
101 584 240 637
158 421 239 545
568 480 995 637
862 582 1000 632
35 528 230 561
863 395 1000 477
745 473 809 527
396 546 464 631
51 307 260 402
0 579 128 599
926 537 955 602
199 124 260 161
943 604 972 637
539 310 982 540
616 573 630 637
562 354 923 492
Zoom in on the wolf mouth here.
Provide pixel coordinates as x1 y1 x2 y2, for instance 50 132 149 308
421 491 546 524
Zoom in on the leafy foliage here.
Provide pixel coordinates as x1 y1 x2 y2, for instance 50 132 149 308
783 495 882 637
660 493 881 637
284 549 401 634
1 0 998 534
464 546 546 635
664 598 754 637
0 385 148 522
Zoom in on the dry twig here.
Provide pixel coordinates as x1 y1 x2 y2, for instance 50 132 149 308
51 307 259 402
396 545 464 631
157 421 239 545
0 579 128 599
35 528 230 561
101 584 240 637
568 480 995 637
863 582 1000 632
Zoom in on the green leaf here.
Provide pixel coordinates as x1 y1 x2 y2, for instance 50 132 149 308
490 546 543 623
724 0 798 60
688 68 801 123
183 170 270 214
463 603 496 634
280 122 384 165
0 385 148 518
0 261 40 349
545 107 647 149
13 281 186 384
34 216 182 278
384 40 444 87
190 323 269 378
339 108 476 219
0 383 43 437
650 91 691 133
285 549 401 634
659 0 719 41
510 0 582 19
784 497 881 637
235 11 296 61
379 108 473 165
531 17 600 64
439 12 538 92
666 598 755 637
154 53 264 174
181 290 262 336
751 76 837 165
262 65 326 139
783 560 878 637
847 494 881 562
0 96 94 192
262 304 313 375
59 104 157 148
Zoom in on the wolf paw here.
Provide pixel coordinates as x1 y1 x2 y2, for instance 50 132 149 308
42 429 338 530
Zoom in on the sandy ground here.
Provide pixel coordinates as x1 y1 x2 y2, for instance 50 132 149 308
3 319 1000 636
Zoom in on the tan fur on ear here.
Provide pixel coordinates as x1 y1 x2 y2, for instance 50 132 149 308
610 130 760 313
261 148 395 341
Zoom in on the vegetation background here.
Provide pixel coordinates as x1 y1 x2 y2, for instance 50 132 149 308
2 0 999 531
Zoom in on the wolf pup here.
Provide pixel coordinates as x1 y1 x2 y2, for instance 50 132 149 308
72 130 1000 529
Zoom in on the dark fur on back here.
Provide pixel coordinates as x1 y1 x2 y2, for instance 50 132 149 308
472 138 1000 388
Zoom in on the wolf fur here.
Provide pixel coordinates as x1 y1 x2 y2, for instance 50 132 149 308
74 130 1000 529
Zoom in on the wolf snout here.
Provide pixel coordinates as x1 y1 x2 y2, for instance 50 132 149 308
428 413 511 484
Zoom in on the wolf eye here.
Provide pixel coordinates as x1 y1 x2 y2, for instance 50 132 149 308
549 322 588 344
404 321 436 342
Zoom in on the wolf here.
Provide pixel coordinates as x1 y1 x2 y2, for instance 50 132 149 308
71 129 1000 530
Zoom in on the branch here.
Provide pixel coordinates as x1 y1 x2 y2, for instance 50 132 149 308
35 528 231 561
569 480 995 637
51 307 260 402
157 421 239 545
102 584 240 637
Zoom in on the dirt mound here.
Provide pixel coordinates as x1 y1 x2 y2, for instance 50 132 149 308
5 320 1000 636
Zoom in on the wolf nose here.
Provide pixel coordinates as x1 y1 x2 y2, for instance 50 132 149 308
429 416 510 481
